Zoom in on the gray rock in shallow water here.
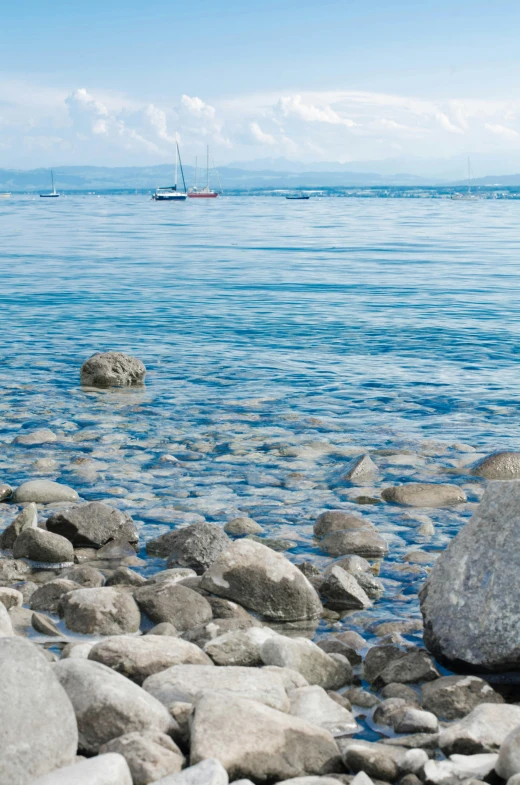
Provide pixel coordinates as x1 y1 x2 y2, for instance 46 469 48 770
261 635 352 689
420 481 520 670
89 634 212 684
224 517 262 535
381 483 466 507
439 703 520 756
46 501 138 548
341 454 378 483
421 675 503 720
0 502 37 549
165 522 231 573
134 581 212 630
143 663 290 712
314 510 372 539
190 692 342 781
12 480 79 504
13 428 57 446
152 758 228 785
0 483 12 501
320 565 372 610
321 529 388 558
80 351 146 388
54 658 176 754
496 725 520 780
200 539 322 621
470 450 520 480
13 527 74 563
373 650 439 687
28 753 133 785
0 637 78 785
99 731 185 785
60 587 141 635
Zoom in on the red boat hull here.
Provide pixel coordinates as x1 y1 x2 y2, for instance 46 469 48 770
188 192 218 198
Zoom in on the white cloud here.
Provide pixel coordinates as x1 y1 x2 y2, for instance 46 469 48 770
249 121 276 145
485 123 520 140
276 95 355 127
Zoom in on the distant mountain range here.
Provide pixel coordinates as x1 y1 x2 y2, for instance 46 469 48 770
1 163 520 191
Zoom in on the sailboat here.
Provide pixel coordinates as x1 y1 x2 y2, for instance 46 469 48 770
153 137 187 201
0 192 10 199
40 170 59 198
452 158 479 200
188 146 219 198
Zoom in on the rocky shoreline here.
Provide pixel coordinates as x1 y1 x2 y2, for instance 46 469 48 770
2 353 520 785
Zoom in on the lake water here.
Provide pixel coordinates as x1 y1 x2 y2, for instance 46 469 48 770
1 193 519 640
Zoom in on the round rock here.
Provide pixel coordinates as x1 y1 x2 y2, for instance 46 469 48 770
80 351 146 388
12 480 79 505
60 587 141 635
46 502 138 549
13 527 74 564
314 511 372 539
381 483 466 507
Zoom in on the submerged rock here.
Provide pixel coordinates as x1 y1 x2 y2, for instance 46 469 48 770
200 539 322 621
80 351 146 388
420 481 520 670
341 454 378 483
321 529 388 558
313 510 372 539
470 450 520 480
12 480 79 504
0 637 78 785
12 428 57 446
190 692 342 781
46 502 138 549
381 483 466 507
224 517 262 535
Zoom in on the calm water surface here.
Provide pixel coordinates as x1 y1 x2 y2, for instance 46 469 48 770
1 194 519 639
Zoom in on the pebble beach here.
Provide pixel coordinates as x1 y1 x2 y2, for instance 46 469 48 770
2 195 520 785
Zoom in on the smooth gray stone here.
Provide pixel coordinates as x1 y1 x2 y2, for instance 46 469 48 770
60 587 141 635
28 753 133 785
200 539 322 621
99 730 185 785
0 586 23 609
421 675 503 720
53 658 177 754
288 685 358 736
496 725 520 780
420 482 520 670
261 635 352 689
423 753 498 785
0 601 14 636
470 450 520 480
381 483 466 507
224 517 262 535
190 692 342 781
80 351 146 388
30 579 79 613
314 511 372 539
152 758 228 785
12 480 79 504
439 703 520 756
13 428 57 446
0 502 37 549
341 454 379 483
13 527 74 563
321 529 388 558
0 637 78 785
134 581 212 630
320 565 372 610
165 522 231 573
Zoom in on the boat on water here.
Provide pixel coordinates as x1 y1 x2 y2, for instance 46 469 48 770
153 137 187 201
188 146 219 198
0 192 10 199
286 194 310 200
40 170 59 198
452 158 480 200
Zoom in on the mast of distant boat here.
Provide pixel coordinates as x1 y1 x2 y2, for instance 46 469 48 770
51 169 56 195
175 136 178 191
206 145 210 190
467 157 471 196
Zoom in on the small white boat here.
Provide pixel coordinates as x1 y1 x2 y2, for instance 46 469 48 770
40 170 59 198
153 137 187 201
0 192 10 199
452 157 480 200
188 146 220 198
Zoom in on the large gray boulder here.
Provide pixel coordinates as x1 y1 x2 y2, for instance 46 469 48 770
60 587 141 635
200 539 322 621
143 663 290 712
151 759 228 785
260 636 352 689
381 483 466 507
134 582 212 630
12 480 79 504
190 692 342 781
164 522 231 573
80 351 146 388
46 502 138 548
0 502 37 549
99 731 185 785
439 703 520 756
28 753 133 785
13 527 74 564
54 658 176 754
470 451 520 480
420 481 520 670
89 635 212 684
0 637 78 785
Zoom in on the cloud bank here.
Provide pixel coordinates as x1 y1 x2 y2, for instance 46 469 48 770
2 78 520 169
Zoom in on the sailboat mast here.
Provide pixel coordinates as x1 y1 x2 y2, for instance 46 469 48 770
51 170 55 194
206 145 210 190
194 157 198 189
175 135 178 189
467 157 471 194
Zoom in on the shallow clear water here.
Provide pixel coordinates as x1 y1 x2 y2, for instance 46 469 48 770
1 194 520 639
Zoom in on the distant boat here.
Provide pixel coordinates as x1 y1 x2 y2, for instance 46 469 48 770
153 137 187 201
40 170 59 198
0 192 10 199
188 146 219 198
286 194 310 200
452 158 480 200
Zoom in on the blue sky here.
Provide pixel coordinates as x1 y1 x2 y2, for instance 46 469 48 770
2 0 520 171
